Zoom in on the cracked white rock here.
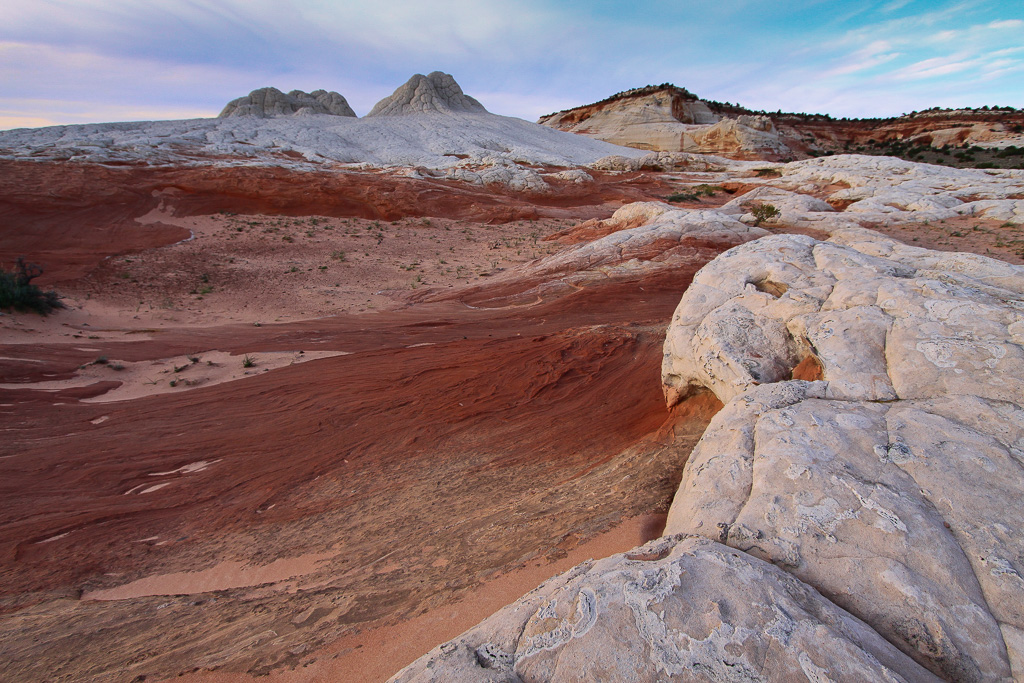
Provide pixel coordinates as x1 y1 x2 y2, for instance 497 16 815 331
366 71 487 117
218 87 356 118
662 229 1024 680
390 535 940 683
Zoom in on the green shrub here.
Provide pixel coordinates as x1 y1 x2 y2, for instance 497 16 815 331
751 204 781 225
0 257 64 315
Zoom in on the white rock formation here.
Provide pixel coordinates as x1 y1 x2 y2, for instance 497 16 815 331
367 71 487 116
539 88 792 157
0 111 642 174
539 89 720 151
769 155 1024 225
444 159 549 193
590 151 731 172
515 204 768 285
661 230 1024 680
218 87 356 118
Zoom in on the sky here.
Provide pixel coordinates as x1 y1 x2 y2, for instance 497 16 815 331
1 0 1022 130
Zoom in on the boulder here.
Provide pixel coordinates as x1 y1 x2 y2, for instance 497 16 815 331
366 72 487 116
218 87 356 118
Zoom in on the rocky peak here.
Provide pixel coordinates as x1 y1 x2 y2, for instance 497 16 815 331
218 87 356 119
366 71 487 117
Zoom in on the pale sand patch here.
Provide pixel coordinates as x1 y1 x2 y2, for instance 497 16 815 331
0 350 347 403
172 513 665 683
83 550 339 602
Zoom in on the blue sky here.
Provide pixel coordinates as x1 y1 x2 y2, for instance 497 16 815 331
1 0 1022 129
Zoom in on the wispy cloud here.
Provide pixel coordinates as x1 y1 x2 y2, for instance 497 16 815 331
888 54 980 80
825 40 902 76
988 19 1024 29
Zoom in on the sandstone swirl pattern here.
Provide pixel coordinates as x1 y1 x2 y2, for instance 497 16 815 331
393 224 1024 681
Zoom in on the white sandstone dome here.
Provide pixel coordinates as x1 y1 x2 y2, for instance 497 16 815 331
218 87 356 118
366 71 488 117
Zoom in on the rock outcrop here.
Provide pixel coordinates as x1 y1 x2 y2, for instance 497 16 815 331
539 86 720 151
393 225 1024 681
218 87 356 118
541 86 788 159
660 229 1024 679
680 116 788 157
366 71 487 117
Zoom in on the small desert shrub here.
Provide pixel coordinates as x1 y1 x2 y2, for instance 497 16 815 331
0 258 65 314
751 204 781 225
242 354 256 368
754 168 782 178
331 250 347 262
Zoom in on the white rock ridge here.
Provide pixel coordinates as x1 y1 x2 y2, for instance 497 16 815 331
218 87 356 118
367 71 487 117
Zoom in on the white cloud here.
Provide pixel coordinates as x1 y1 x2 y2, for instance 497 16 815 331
888 54 980 80
988 19 1024 29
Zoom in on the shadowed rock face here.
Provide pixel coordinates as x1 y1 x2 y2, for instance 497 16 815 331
367 71 488 116
218 87 356 118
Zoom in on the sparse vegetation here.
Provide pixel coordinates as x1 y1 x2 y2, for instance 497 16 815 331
242 354 256 368
751 204 781 225
0 258 64 314
667 185 720 203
